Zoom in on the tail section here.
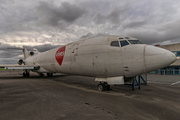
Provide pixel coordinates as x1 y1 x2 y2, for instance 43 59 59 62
22 47 30 59
7 47 35 59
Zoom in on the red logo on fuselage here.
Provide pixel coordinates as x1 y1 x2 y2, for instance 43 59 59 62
55 46 66 66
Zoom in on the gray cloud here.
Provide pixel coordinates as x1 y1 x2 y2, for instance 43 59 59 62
0 44 23 64
37 1 87 27
80 32 94 39
0 58 18 64
126 19 180 44
26 44 61 52
1 0 180 64
80 32 108 39
93 9 123 25
123 20 147 29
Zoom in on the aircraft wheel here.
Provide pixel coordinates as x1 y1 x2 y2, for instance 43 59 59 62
47 73 50 76
50 73 53 76
26 73 30 77
23 73 26 77
97 84 105 91
40 73 44 77
107 85 111 91
47 73 53 77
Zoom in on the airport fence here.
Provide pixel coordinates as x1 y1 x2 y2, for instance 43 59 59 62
148 70 180 84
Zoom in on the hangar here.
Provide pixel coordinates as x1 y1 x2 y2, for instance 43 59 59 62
158 43 180 75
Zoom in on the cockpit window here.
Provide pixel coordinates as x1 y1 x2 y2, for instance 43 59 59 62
128 40 143 44
110 41 119 47
120 40 129 47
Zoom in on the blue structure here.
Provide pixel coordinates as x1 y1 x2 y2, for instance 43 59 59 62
159 66 180 75
124 74 147 91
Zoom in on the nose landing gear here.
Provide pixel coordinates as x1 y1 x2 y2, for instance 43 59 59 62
97 82 110 91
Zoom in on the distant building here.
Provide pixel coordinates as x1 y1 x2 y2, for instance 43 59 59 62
158 43 180 75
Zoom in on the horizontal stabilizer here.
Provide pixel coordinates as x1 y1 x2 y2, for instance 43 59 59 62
0 65 40 70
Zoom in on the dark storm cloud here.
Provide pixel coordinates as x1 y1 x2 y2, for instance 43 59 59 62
93 9 125 25
126 19 180 44
37 1 87 27
159 19 180 40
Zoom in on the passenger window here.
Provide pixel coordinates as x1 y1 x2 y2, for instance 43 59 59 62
120 40 129 47
110 41 119 47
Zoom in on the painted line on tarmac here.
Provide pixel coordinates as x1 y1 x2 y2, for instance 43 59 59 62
171 81 180 85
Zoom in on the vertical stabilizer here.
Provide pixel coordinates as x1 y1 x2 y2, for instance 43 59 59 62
22 47 30 59
7 46 37 60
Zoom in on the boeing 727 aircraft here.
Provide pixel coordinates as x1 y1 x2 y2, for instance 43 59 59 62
0 35 176 91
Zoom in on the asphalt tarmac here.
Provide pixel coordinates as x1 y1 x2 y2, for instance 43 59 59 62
0 72 180 120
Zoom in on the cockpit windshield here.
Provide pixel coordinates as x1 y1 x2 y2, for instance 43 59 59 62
128 40 143 44
120 40 129 47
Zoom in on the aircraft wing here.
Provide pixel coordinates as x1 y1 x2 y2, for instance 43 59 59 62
0 64 40 70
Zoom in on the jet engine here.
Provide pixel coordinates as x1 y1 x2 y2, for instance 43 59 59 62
18 59 24 65
30 51 34 56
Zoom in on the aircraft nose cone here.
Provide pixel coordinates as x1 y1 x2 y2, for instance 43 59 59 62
145 45 176 72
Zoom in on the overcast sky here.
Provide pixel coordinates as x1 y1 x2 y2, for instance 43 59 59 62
0 0 180 64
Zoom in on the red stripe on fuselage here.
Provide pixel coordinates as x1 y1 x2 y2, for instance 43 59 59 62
55 46 66 66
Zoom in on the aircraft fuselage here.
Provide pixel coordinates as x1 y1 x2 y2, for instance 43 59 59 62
25 35 176 78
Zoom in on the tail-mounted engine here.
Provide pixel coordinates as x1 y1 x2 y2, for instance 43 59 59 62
18 59 24 65
30 51 34 56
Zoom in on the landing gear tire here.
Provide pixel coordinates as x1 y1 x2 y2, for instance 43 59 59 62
97 84 105 91
97 82 111 91
40 73 44 77
107 85 110 91
26 72 30 77
47 73 53 77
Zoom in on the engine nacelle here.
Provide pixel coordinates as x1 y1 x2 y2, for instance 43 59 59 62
30 51 34 56
18 59 24 65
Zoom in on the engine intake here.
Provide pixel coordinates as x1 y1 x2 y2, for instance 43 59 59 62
18 59 24 65
30 51 34 56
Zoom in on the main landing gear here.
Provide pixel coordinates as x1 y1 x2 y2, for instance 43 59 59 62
47 73 53 77
23 70 30 77
97 82 110 91
39 73 53 77
39 73 44 77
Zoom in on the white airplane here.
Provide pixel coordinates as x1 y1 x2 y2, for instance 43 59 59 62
0 35 176 91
